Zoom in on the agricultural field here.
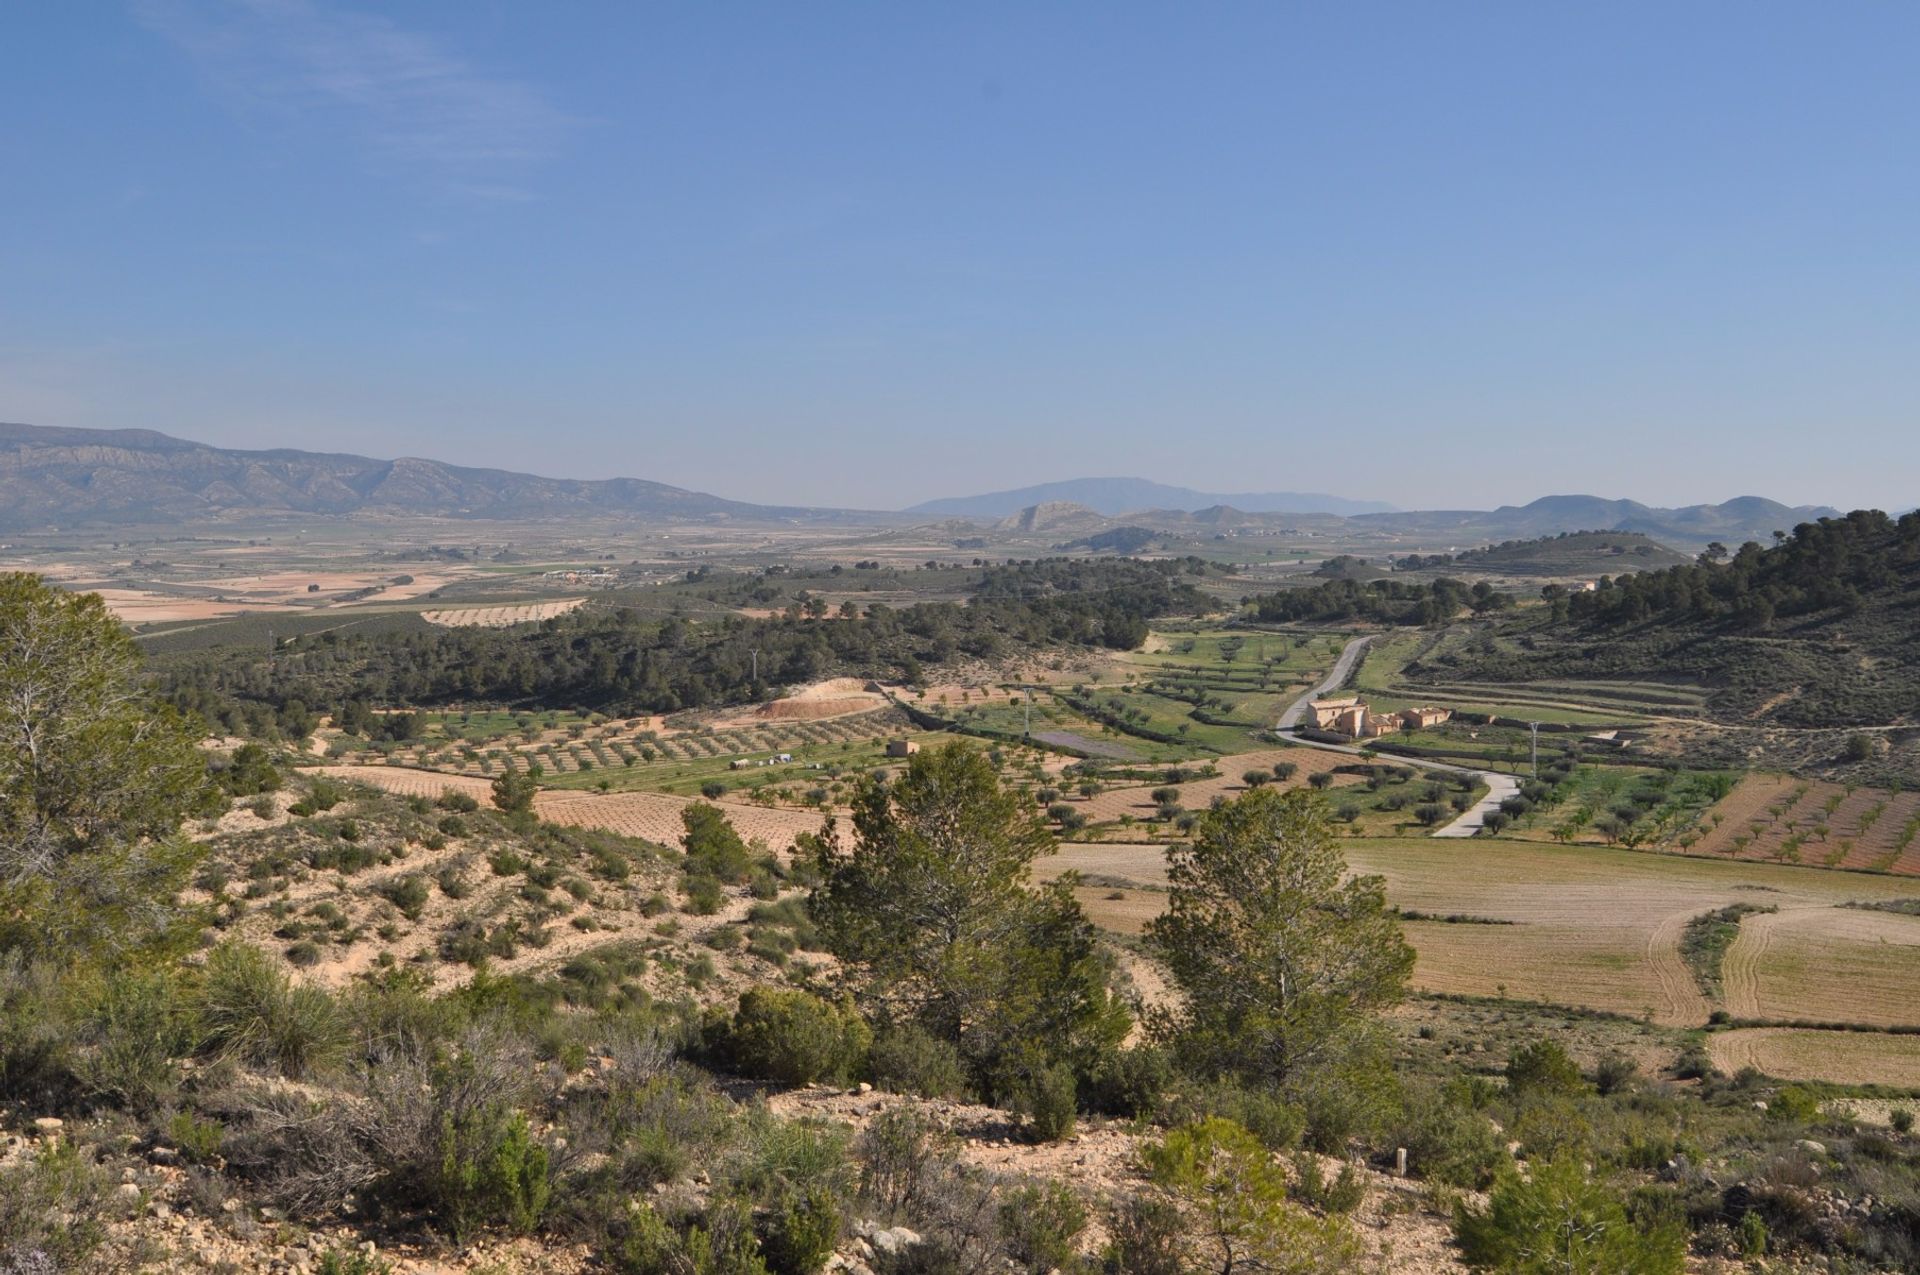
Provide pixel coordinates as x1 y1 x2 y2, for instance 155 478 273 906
1707 1028 1920 1090
1353 628 1700 727
1721 904 1920 1029
1683 773 1920 875
420 597 585 626
1036 835 1920 1042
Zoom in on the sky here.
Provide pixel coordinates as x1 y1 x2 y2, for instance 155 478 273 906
2 2 1917 513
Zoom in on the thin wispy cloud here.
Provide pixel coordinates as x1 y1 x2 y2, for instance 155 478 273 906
133 0 574 193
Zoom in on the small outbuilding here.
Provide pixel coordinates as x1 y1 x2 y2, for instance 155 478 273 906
885 739 920 758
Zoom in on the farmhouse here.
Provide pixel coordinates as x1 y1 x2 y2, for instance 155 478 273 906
1308 696 1451 739
885 739 920 757
1307 696 1362 731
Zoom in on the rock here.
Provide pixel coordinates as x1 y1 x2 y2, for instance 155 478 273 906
32 1117 63 1135
148 1145 181 1165
115 1182 143 1202
857 1082 874 1094
1797 1139 1828 1157
1752 1100 1769 1112
871 1227 921 1256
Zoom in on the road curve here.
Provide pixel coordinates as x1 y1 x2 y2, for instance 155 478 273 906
1273 633 1518 839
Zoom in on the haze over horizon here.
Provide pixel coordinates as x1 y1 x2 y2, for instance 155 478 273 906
4 3 1917 513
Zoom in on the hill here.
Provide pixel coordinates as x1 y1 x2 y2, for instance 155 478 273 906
1406 531 1695 577
907 476 1395 518
1355 495 1839 549
1407 510 1920 728
0 421 853 528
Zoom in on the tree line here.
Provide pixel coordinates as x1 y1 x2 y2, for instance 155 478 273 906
157 557 1218 734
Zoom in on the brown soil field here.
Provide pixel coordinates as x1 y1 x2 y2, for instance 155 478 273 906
1722 905 1920 1028
1037 837 1919 1032
89 588 297 622
1684 773 1920 875
1072 745 1363 825
1707 1028 1920 1089
421 598 585 627
315 765 827 850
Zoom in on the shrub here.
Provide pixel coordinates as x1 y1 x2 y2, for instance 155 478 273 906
1012 1062 1077 1143
1290 1154 1365 1214
683 875 724 916
1143 1118 1359 1273
169 1111 226 1165
1769 1085 1821 1123
1453 1155 1685 1274
423 1103 550 1242
1890 1107 1914 1134
0 1140 124 1271
1084 1045 1174 1119
760 1185 840 1275
867 1026 968 1100
718 988 871 1088
1389 1081 1505 1190
1593 1053 1638 1096
857 1106 951 1222
1505 1038 1584 1097
199 942 344 1079
1103 1194 1185 1275
997 1179 1087 1275
379 874 432 920
72 968 192 1114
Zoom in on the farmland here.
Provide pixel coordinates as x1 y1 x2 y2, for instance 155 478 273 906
1036 836 1920 1051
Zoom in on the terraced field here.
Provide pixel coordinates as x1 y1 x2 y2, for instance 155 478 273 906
315 764 828 850
1686 774 1920 875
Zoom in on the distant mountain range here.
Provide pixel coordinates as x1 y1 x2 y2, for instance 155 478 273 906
0 423 1844 547
0 422 847 528
1351 495 1841 549
906 477 1397 518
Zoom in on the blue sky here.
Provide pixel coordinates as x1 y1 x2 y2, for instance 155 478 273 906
3 2 1916 512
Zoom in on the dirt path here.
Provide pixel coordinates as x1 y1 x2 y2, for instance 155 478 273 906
1646 909 1714 1026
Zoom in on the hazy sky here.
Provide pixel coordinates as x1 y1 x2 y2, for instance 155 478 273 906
4 3 1917 512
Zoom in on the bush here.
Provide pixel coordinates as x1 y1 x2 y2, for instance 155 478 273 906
0 1140 125 1271
72 968 193 1114
867 1026 968 1100
1453 1155 1685 1274
1890 1106 1914 1134
1290 1154 1365 1214
1389 1081 1505 1190
423 1102 550 1242
1103 1194 1185 1275
718 988 871 1088
1012 1062 1077 1143
1505 1038 1585 1097
199 942 344 1079
760 1186 840 1275
1593 1053 1638 1096
683 875 725 916
379 874 432 920
1769 1085 1821 1123
997 1179 1087 1275
1084 1045 1174 1119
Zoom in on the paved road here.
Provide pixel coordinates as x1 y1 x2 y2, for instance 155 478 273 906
1273 634 1518 839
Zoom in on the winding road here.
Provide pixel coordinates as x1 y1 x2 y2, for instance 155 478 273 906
1274 634 1519 839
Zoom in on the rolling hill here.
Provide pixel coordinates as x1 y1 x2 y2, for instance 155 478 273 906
907 477 1395 518
0 422 848 528
1355 495 1839 549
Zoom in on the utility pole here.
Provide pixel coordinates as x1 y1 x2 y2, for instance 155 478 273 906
750 649 760 684
1023 686 1034 738
1529 721 1541 779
